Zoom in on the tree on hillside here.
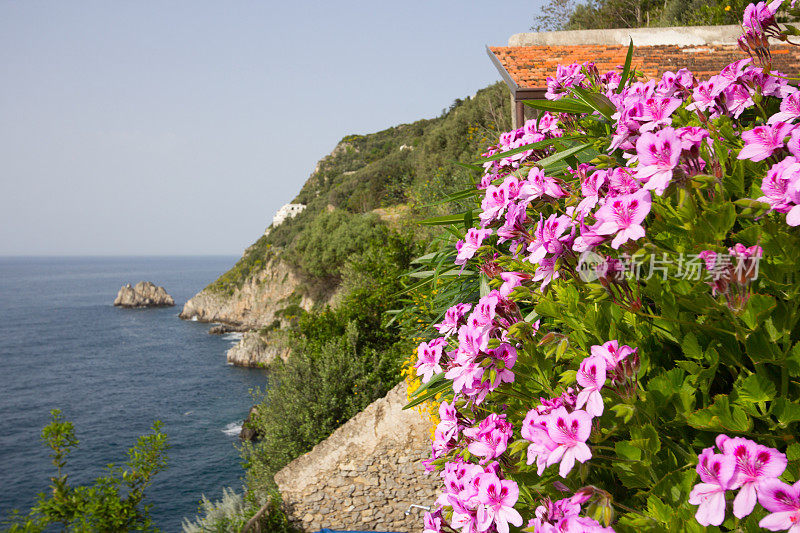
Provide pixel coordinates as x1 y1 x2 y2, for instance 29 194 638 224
532 0 753 30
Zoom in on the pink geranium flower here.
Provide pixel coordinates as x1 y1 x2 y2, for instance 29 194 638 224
639 96 683 132
758 479 800 532
607 167 641 196
545 407 593 477
593 189 652 249
519 167 568 203
577 169 607 214
576 355 607 417
456 228 493 266
415 337 447 383
480 185 509 226
434 303 472 338
533 257 560 291
527 214 572 264
719 436 787 518
759 157 800 213
522 410 558 475
769 90 800 124
738 122 795 162
475 473 523 533
687 79 721 114
498 271 531 297
724 84 754 118
635 127 682 195
689 447 736 526
464 413 513 461
423 509 444 533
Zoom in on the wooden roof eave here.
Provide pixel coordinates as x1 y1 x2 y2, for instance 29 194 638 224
486 45 548 101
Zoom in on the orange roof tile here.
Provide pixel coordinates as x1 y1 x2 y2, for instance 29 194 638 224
488 44 800 93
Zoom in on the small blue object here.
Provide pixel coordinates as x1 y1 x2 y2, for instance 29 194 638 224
316 530 400 533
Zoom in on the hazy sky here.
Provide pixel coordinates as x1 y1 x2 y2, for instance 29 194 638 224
0 1 544 256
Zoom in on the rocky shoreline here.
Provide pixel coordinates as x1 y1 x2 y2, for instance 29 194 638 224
178 256 313 329
225 330 290 367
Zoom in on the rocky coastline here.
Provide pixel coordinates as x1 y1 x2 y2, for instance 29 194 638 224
179 256 312 329
225 330 290 368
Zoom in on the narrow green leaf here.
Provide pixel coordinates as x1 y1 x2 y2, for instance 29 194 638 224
408 372 446 398
452 160 484 172
522 98 593 114
419 211 479 226
536 143 594 170
475 135 589 163
617 39 635 93
571 86 615 120
403 381 451 410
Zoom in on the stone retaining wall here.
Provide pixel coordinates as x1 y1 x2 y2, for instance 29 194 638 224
274 382 439 532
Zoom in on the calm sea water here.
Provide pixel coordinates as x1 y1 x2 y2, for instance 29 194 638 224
0 256 267 531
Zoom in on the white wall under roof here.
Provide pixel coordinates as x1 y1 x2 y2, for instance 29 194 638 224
508 25 744 47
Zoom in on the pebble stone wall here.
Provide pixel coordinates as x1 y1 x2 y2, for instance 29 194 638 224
274 383 440 532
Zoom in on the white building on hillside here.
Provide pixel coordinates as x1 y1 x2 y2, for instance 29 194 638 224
265 203 306 234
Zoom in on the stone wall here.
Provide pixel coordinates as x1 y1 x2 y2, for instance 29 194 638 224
274 382 439 532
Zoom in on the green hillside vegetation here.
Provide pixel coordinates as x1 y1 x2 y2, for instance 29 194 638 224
204 82 510 297
172 83 516 529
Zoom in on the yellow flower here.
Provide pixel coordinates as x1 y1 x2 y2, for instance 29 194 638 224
725 5 731 10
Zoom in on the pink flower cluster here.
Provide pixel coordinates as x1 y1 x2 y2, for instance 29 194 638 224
429 459 523 533
522 341 637 478
527 492 615 533
415 291 524 406
417 3 800 531
689 434 790 528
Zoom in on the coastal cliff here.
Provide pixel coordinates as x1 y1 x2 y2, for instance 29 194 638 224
179 256 312 329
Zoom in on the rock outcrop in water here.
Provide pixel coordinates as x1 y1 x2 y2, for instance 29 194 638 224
114 282 175 308
239 406 262 441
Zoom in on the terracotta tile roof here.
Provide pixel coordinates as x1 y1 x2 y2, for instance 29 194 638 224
488 44 800 92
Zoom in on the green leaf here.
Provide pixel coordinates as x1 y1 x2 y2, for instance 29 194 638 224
617 39 635 93
522 98 593 114
475 135 589 163
403 380 451 410
419 210 479 226
745 330 781 363
536 143 594 170
610 403 636 423
773 398 800 427
741 294 776 330
787 443 800 461
709 203 737 239
571 86 615 120
615 440 642 461
687 394 752 433
647 495 674 524
408 371 446 398
736 374 777 404
782 23 800 36
682 333 703 360
787 342 800 377
452 160 484 172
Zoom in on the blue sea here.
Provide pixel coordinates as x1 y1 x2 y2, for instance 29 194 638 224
0 256 267 531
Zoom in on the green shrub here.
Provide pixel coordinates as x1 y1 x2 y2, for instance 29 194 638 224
240 235 416 494
283 209 388 291
181 489 297 533
4 410 168 532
